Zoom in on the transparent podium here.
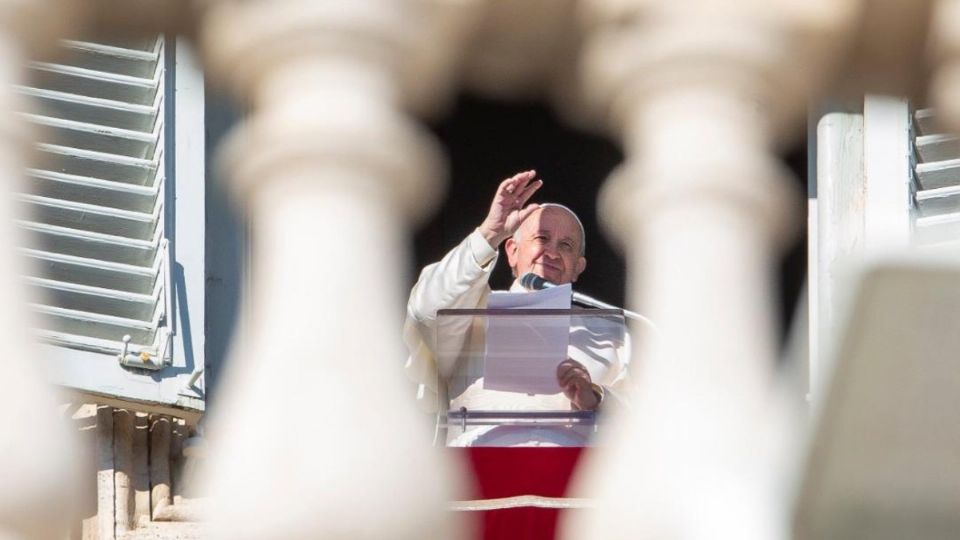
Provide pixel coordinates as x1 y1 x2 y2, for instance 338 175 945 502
434 308 628 447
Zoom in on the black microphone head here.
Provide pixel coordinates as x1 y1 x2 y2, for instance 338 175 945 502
520 272 555 290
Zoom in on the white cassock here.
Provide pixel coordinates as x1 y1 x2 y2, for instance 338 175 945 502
403 229 630 447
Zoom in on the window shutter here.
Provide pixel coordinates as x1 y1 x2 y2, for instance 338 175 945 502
19 36 170 365
18 36 205 416
913 108 960 248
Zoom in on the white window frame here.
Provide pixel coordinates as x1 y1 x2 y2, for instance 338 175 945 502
808 96 913 404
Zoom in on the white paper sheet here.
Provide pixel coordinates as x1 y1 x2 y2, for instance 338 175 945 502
483 284 572 394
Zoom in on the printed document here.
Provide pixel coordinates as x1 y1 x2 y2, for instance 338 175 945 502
483 284 572 394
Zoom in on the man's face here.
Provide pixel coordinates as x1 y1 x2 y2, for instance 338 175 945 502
505 207 586 285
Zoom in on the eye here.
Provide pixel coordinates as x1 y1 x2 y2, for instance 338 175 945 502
534 235 547 242
560 241 573 251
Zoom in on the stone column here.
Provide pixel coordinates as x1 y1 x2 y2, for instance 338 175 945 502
132 412 151 527
96 406 115 540
114 410 135 535
149 416 172 519
195 1 473 538
565 1 857 538
0 1 83 538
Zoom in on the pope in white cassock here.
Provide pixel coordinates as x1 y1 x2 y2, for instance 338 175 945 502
403 170 630 446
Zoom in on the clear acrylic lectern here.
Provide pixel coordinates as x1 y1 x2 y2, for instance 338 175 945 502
434 308 627 447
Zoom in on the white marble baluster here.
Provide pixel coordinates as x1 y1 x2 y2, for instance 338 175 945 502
565 2 858 538
929 0 960 133
195 1 470 538
0 1 82 538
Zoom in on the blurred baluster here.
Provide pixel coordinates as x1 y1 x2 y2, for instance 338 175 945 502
564 1 858 538
0 0 84 538
929 0 960 132
195 1 477 538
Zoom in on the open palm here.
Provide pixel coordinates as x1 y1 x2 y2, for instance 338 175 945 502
479 170 543 247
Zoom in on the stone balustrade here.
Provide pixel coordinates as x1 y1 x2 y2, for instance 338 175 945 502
0 0 957 538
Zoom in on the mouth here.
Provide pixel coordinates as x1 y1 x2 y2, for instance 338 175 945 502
533 262 562 276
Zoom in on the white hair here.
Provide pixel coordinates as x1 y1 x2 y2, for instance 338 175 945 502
512 203 586 256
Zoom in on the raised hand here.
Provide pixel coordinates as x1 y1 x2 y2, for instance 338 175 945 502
557 359 601 411
478 170 543 247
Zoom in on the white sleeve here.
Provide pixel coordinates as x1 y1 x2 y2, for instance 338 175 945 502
403 229 498 411
407 228 497 322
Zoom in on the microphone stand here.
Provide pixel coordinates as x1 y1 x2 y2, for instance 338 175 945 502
572 292 658 331
518 272 658 331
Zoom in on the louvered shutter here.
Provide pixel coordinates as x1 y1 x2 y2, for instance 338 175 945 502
913 108 960 248
18 36 205 416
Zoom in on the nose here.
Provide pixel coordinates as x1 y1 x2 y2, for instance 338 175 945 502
542 242 560 259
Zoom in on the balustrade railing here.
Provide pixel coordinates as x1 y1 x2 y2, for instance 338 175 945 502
2 1 960 538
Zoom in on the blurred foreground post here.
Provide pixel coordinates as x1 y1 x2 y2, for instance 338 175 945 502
0 0 82 537
566 1 858 538
195 1 472 538
929 0 960 133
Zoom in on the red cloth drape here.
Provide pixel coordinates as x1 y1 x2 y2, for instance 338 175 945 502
456 447 586 540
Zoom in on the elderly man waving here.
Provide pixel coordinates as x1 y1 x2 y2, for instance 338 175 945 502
403 171 629 445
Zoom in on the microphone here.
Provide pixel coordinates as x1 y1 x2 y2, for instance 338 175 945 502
519 272 657 329
520 272 555 291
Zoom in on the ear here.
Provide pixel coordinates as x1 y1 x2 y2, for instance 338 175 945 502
572 256 587 282
505 237 519 275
